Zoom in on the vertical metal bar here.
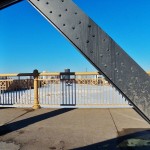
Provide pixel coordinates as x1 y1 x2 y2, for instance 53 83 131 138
41 79 43 105
75 77 78 105
6 88 8 105
30 77 32 104
74 77 76 105
53 79 55 105
72 79 73 105
2 90 4 104
61 79 63 105
64 80 68 104
15 86 17 105
47 79 49 105
68 81 70 105
0 89 1 105
48 80 49 105
15 76 21 104
46 79 48 105
46 80 48 105
59 78 61 105
55 79 57 105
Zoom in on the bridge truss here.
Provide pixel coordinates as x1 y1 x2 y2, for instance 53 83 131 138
1 0 150 123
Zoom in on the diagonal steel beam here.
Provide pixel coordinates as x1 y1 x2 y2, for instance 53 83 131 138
0 0 22 10
28 0 150 123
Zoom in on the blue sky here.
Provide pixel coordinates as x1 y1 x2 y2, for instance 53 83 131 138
0 0 150 73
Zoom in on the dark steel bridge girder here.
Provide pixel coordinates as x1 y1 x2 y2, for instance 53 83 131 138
0 0 22 10
28 0 150 123
1 0 150 123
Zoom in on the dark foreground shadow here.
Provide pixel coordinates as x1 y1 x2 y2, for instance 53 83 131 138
0 108 75 136
75 129 150 150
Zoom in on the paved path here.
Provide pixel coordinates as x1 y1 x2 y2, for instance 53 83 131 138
0 108 150 150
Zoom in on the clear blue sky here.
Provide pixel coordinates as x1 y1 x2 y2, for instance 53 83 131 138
0 0 150 73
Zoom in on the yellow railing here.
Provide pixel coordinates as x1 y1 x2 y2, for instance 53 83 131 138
0 79 33 91
0 70 149 109
0 71 149 77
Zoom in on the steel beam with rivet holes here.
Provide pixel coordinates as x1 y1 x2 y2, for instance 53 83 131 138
28 0 150 123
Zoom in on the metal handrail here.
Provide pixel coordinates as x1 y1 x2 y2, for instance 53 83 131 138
0 71 149 77
0 70 139 109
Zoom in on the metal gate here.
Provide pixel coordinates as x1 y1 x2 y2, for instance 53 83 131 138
38 72 130 108
61 79 76 106
0 72 132 108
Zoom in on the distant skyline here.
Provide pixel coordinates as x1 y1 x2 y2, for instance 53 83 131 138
0 0 150 73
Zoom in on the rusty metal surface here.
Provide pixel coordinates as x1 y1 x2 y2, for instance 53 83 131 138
28 0 150 122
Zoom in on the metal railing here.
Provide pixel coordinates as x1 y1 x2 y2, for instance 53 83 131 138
38 72 129 108
0 74 34 107
0 70 149 108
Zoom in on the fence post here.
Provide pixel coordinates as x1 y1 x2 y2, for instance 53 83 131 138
33 69 41 109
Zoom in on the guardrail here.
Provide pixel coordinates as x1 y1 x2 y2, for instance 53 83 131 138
0 70 149 108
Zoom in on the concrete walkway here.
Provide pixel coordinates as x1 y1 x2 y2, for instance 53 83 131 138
0 108 150 150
